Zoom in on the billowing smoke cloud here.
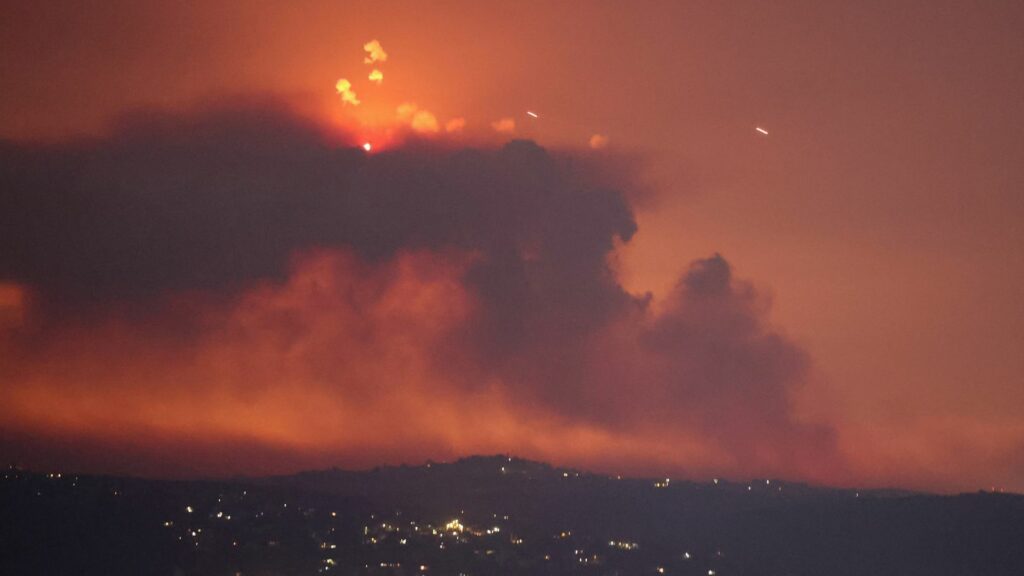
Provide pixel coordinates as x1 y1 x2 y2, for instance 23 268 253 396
0 100 843 482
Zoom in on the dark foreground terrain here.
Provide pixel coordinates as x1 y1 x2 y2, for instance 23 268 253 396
2 456 1022 575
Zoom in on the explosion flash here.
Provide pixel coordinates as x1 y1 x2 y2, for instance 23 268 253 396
336 78 360 106
363 39 388 64
368 69 384 84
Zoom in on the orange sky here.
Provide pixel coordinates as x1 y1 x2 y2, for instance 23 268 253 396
1 0 1023 492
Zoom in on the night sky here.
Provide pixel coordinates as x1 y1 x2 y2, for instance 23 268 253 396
1 1 1022 493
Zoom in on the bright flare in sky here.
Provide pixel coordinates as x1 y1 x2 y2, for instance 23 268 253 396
755 126 769 135
362 142 372 152
526 111 539 118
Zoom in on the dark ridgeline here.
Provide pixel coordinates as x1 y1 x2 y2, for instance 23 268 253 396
2 455 1022 576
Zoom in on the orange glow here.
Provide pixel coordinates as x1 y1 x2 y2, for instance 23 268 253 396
0 282 25 310
445 118 466 133
0 282 28 329
1 1 1022 494
491 118 516 134
0 249 784 481
396 102 440 134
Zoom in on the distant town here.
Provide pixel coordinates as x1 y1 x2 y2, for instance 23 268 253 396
3 456 1022 575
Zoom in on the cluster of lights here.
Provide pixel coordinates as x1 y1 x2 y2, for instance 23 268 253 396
103 477 738 576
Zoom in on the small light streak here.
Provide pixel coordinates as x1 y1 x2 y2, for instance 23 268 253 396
527 111 539 118
755 126 769 135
